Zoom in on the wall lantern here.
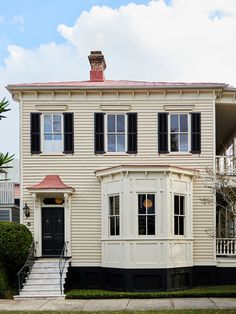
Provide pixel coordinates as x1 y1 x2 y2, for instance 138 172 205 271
23 203 30 218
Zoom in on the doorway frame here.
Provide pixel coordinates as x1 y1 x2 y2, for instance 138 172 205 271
32 192 72 257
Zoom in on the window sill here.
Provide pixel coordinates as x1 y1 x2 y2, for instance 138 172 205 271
39 153 66 156
167 152 193 156
103 153 129 156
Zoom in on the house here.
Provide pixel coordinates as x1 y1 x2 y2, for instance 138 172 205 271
7 51 236 297
0 159 20 222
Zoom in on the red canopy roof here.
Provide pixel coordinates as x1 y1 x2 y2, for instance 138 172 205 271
27 175 74 191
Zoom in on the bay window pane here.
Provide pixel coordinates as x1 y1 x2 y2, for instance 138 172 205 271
138 216 146 235
147 194 155 214
115 217 120 235
109 196 114 215
117 134 125 152
108 134 116 152
174 195 179 214
180 196 184 215
180 114 188 132
180 134 188 152
147 215 155 235
179 217 184 235
138 194 146 214
110 217 115 235
117 115 125 132
54 134 62 140
108 115 115 132
115 196 119 215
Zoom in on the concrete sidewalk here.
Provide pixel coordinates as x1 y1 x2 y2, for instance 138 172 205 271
0 297 236 311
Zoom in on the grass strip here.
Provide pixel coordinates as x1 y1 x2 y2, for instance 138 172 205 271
66 285 236 299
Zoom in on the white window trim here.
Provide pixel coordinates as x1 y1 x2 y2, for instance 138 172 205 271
41 113 64 154
108 194 121 237
137 192 156 238
173 193 186 237
105 113 127 154
168 113 191 153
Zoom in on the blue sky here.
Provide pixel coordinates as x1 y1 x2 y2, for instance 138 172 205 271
0 0 235 157
0 0 162 62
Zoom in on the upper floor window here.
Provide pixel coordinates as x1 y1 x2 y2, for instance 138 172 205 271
109 195 120 236
30 112 74 154
94 112 137 154
107 114 126 153
170 114 189 152
43 114 62 153
158 112 201 154
174 194 185 236
138 193 155 235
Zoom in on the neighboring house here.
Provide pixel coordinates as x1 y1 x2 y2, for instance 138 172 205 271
7 51 236 296
0 159 20 222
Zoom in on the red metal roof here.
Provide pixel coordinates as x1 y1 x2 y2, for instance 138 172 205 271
7 80 228 90
27 175 74 191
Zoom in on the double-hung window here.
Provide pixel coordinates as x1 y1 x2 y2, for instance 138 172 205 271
170 114 189 152
138 194 155 235
30 112 74 154
158 112 201 154
43 114 63 153
174 194 185 236
109 195 120 236
107 114 126 152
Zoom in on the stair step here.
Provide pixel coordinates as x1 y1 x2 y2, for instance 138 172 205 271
31 268 67 274
26 278 64 285
20 290 62 296
29 273 66 279
23 285 61 291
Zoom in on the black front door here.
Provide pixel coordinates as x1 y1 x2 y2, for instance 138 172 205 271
42 207 64 256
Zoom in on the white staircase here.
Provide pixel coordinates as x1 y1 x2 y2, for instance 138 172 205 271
14 258 70 299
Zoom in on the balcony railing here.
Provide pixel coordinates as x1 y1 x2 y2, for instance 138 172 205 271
0 182 14 205
216 238 236 256
215 156 236 175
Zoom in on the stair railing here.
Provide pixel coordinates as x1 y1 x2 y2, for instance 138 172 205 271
59 241 68 295
17 241 36 293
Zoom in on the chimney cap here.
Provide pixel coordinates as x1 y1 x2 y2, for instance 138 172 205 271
88 51 106 70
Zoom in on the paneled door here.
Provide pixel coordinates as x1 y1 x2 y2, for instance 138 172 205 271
42 207 64 256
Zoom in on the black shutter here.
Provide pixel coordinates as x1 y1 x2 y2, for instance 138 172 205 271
63 112 74 154
30 113 41 154
127 113 137 154
94 113 105 154
191 112 201 154
158 113 169 153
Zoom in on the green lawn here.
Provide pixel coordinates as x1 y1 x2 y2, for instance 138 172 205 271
66 285 236 299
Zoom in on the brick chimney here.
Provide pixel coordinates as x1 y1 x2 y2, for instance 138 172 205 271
88 51 106 82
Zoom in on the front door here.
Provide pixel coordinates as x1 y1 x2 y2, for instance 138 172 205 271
42 207 64 256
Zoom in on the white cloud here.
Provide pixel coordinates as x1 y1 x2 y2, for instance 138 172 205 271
1 0 236 156
12 15 25 32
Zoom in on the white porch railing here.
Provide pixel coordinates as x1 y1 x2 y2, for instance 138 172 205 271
215 156 235 175
216 238 236 256
0 182 14 205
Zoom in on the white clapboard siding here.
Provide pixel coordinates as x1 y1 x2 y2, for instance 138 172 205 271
20 90 215 266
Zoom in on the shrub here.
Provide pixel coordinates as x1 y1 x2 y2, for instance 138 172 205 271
0 263 9 297
0 222 33 277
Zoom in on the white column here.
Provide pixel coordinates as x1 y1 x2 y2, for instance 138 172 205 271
64 193 71 257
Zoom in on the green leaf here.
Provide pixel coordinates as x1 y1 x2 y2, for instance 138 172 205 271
0 97 10 120
0 152 14 168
